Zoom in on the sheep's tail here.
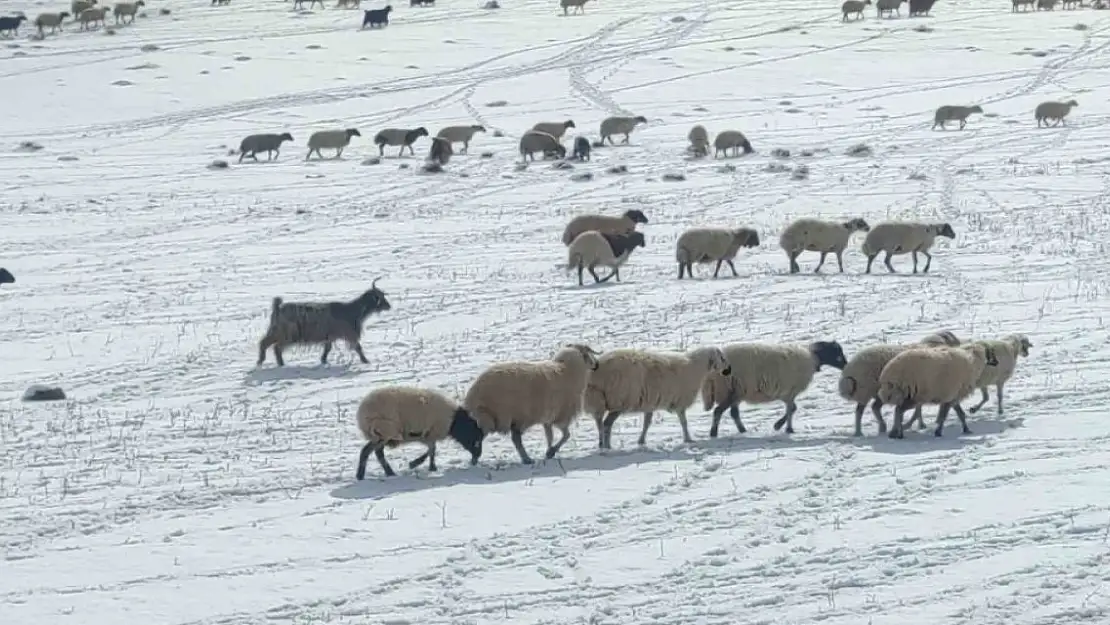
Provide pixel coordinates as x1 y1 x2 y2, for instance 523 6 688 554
269 297 283 325
837 374 857 400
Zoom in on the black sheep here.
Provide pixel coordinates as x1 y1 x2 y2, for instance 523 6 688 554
427 136 452 165
597 231 646 282
0 15 27 36
362 5 392 28
572 136 591 161
908 0 937 15
0 268 14 286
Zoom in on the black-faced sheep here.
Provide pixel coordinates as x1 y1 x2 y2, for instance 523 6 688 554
842 0 871 20
0 15 28 36
1035 99 1078 127
410 0 434 6
876 0 903 17
572 136 591 161
966 334 1032 416
862 221 955 274
212 0 232 5
306 128 361 160
532 120 576 141
676 226 760 279
688 125 710 157
908 0 937 16
0 268 14 285
362 5 392 28
427 136 453 165
561 209 648 246
112 1 144 25
78 6 109 29
257 280 391 367
355 386 484 479
519 130 565 162
35 11 70 34
933 105 983 130
72 0 96 16
779 217 871 273
435 124 485 154
238 132 294 162
374 127 429 157
599 115 648 145
566 230 646 285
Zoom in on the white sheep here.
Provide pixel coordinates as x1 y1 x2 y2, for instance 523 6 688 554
373 127 429 157
435 124 486 154
967 334 1032 416
675 226 760 279
519 130 565 162
112 0 144 24
78 5 110 29
878 343 998 438
779 217 871 274
713 130 753 158
305 128 361 160
584 346 732 448
842 0 870 20
861 221 955 274
463 344 600 464
354 386 485 479
72 0 96 17
1035 99 1078 127
561 209 649 246
599 115 647 145
839 331 961 436
875 0 903 17
566 230 646 285
531 120 576 141
702 341 848 435
34 11 70 34
688 124 710 157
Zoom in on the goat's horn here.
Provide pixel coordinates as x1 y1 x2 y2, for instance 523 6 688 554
371 277 380 289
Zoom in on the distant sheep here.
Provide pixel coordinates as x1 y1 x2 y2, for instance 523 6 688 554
1012 0 1035 9
257 280 391 366
72 0 96 17
876 0 903 17
354 386 484 479
78 6 110 29
702 341 848 435
519 130 565 162
688 125 710 157
1036 0 1056 9
427 136 453 165
933 105 983 130
908 0 936 14
599 115 647 145
676 226 760 279
560 0 590 14
713 130 753 158
842 0 871 20
839 331 961 436
435 124 485 154
584 346 732 448
374 127 429 157
532 120 576 141
35 11 70 34
779 217 871 274
294 0 325 9
566 230 646 285
1035 99 1078 127
561 209 648 246
862 221 955 273
967 334 1032 416
410 0 434 5
0 268 13 285
362 5 391 27
306 128 361 160
112 0 144 25
334 0 360 7
238 132 294 162
572 136 591 161
878 343 998 438
0 15 27 36
212 0 231 5
463 344 601 464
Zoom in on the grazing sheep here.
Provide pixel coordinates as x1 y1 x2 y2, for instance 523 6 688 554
561 0 590 14
519 130 566 162
561 209 649 246
354 386 484 479
72 0 96 17
410 0 434 6
713 130 753 158
294 0 325 9
876 0 903 17
572 136 591 161
305 128 361 160
35 11 70 33
362 5 391 27
878 344 998 438
585 346 732 448
688 124 710 157
933 105 983 130
566 230 646 285
335 0 360 7
374 127 429 157
238 132 294 163
78 6 109 29
0 15 27 36
427 136 453 165
967 334 1032 416
702 341 848 435
435 124 485 154
1012 0 1035 9
531 120 576 141
779 217 871 274
839 331 961 436
257 279 391 366
842 0 871 20
1035 99 1078 127
0 268 13 285
112 1 144 24
1036 0 1056 8
675 227 760 279
862 221 956 274
212 0 231 5
908 0 936 15
599 115 648 145
463 344 601 464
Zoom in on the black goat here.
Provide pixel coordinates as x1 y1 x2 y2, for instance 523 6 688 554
0 15 27 36
572 136 591 161
0 268 14 285
362 5 392 28
257 279 391 367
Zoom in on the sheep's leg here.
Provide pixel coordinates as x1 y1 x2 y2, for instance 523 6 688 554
273 345 285 367
678 262 686 279
915 407 927 429
604 135 613 146
815 252 827 273
870 397 887 433
952 403 973 434
968 386 990 413
958 118 967 130
509 425 534 464
995 382 1005 415
853 403 866 436
675 409 694 443
772 400 797 434
709 403 727 438
729 405 746 433
257 335 275 365
933 403 952 437
712 260 723 278
356 441 376 479
542 423 554 449
921 249 933 273
788 252 800 274
461 140 468 154
726 260 739 277
349 340 370 364
883 251 896 273
335 146 344 159
238 151 247 164
588 264 603 283
836 251 845 272
889 401 911 439
865 254 877 273
576 263 585 286
374 445 397 477
320 341 332 364
622 133 630 144
636 412 654 446
545 422 572 459
409 441 436 470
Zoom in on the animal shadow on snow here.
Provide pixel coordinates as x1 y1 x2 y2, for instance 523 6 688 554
847 416 1021 455
244 362 361 385
556 279 629 292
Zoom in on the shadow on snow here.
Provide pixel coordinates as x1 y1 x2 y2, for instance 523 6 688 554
243 362 361 385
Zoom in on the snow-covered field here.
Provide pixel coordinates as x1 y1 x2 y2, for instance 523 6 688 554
3 0 1110 622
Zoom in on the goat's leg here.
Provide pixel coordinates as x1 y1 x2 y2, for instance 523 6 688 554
349 340 370 364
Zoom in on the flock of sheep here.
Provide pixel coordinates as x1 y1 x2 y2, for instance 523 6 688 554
0 0 147 37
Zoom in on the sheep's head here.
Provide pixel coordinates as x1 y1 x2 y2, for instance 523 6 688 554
136 0 145 6
59 11 70 17
1008 333 1033 357
932 222 956 239
633 115 648 125
562 343 600 370
384 4 393 10
0 268 13 285
625 231 646 250
811 341 848 370
1066 99 1079 108
472 125 487 132
355 278 391 318
552 143 567 158
279 132 294 143
346 128 361 138
413 127 429 138
845 217 870 233
705 347 731 377
970 105 984 114
733 228 760 248
449 409 485 463
624 209 649 225
563 120 576 129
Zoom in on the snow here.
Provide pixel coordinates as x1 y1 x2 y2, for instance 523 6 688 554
2 0 1110 623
